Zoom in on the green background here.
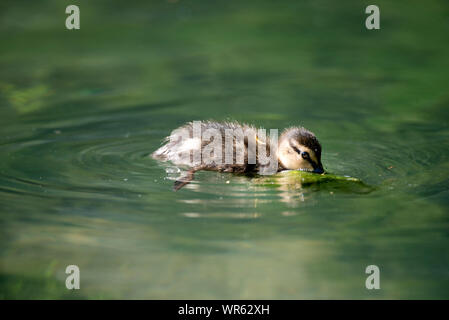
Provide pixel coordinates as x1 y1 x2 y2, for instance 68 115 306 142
0 0 448 299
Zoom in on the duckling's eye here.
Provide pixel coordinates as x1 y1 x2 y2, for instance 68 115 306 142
301 151 310 159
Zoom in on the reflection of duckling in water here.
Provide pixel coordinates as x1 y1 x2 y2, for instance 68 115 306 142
152 121 324 191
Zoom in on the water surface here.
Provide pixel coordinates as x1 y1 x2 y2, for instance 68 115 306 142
1 0 448 299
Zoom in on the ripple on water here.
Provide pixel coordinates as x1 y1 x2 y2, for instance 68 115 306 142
0 120 444 212
0 128 166 204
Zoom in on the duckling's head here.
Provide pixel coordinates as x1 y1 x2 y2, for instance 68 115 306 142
278 127 324 173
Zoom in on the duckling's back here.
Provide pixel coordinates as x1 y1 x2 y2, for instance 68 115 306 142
152 121 263 173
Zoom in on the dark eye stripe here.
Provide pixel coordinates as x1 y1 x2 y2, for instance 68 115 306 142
292 146 301 154
288 140 302 154
288 141 319 170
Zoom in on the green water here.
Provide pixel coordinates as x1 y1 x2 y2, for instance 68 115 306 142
1 0 448 299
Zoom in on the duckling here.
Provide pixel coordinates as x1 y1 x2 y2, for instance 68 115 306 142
152 121 324 191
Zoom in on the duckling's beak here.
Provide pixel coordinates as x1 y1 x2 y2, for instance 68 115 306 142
313 163 325 174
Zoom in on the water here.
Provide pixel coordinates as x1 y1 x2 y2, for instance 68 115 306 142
1 0 448 299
